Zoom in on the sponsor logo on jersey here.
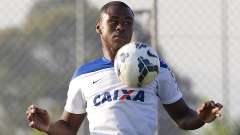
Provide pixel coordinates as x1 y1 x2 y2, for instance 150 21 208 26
167 66 179 91
93 90 144 106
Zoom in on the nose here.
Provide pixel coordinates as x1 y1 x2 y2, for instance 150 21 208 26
116 22 125 31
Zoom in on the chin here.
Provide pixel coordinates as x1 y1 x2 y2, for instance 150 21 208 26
113 42 126 50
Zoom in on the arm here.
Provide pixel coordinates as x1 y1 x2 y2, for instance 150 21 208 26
27 105 86 135
163 98 223 130
47 110 86 135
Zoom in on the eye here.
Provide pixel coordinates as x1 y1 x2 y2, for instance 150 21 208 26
124 20 133 25
112 21 118 24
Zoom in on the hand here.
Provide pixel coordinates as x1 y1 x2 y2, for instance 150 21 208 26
26 105 51 132
197 101 223 123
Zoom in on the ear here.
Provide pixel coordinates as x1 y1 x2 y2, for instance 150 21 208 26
96 21 102 34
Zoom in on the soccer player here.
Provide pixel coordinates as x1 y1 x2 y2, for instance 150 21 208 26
26 1 223 135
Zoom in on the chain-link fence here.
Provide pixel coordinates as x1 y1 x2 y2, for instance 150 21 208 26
0 0 239 135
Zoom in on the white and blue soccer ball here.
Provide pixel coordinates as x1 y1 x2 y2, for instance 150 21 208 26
114 42 160 87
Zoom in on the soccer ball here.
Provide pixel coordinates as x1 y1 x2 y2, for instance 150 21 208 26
114 42 160 87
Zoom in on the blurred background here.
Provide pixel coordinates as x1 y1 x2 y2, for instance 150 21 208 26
0 0 239 135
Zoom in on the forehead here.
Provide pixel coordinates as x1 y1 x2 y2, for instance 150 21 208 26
102 5 134 19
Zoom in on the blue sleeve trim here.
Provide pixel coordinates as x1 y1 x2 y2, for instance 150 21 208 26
159 58 168 69
71 57 114 80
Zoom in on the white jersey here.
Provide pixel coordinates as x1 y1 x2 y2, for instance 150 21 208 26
64 56 182 135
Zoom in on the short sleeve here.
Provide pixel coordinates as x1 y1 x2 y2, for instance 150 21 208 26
157 64 182 104
64 76 86 114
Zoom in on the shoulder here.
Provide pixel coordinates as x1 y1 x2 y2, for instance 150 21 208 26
159 58 169 69
71 57 114 80
158 58 176 80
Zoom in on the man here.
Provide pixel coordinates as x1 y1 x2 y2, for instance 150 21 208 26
26 1 223 135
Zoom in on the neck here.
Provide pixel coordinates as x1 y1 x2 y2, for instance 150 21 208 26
103 48 117 61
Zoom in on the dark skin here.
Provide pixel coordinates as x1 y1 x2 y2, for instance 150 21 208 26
26 5 223 135
96 6 133 61
163 99 223 130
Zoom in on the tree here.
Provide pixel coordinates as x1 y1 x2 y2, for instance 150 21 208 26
0 1 198 135
0 1 76 134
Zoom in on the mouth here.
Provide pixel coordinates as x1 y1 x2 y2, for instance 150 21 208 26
114 33 127 39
